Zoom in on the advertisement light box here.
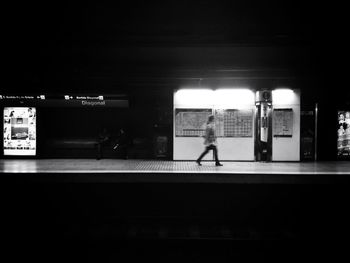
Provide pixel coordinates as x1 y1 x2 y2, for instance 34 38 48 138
338 110 350 157
3 107 36 156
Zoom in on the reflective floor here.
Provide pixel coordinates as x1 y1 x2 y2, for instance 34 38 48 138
1 159 349 174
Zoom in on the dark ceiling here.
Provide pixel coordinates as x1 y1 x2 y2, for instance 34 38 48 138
3 1 348 95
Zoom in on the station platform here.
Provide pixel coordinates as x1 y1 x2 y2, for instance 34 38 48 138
1 159 350 183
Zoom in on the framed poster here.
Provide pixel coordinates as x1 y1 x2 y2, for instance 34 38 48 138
175 109 212 137
337 111 350 157
273 109 293 137
3 107 36 156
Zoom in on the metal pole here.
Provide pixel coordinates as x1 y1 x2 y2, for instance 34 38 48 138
315 103 318 161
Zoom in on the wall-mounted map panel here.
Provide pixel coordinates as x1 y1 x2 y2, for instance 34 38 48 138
215 109 253 137
175 109 212 137
273 108 293 137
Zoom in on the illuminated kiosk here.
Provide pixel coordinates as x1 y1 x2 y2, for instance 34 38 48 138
173 88 300 161
174 89 255 161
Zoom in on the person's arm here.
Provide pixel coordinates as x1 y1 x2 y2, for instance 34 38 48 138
212 126 218 144
203 126 209 144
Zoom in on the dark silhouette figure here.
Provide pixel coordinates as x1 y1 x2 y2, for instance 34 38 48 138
113 128 130 159
96 128 110 160
196 115 223 166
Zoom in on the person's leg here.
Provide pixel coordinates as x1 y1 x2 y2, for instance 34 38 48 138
121 146 128 159
212 145 223 166
212 145 218 162
196 146 210 165
96 142 101 160
100 140 109 159
124 146 128 159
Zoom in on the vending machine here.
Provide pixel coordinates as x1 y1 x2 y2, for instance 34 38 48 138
255 90 272 161
300 108 315 161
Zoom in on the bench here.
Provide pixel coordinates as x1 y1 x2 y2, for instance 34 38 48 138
45 137 153 159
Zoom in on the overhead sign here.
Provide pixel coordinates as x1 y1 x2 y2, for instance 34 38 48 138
0 94 128 108
0 95 45 100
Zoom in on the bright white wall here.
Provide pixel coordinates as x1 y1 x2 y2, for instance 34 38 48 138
272 89 300 161
174 89 214 108
217 137 255 160
174 88 255 161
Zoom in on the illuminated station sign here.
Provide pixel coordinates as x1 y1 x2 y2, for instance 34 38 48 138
0 94 128 107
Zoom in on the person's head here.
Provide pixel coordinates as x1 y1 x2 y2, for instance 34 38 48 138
208 115 214 123
117 128 126 137
339 113 345 121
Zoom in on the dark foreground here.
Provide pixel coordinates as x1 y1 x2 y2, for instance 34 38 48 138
2 160 349 262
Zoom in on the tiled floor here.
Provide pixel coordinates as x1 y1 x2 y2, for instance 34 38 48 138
1 159 350 174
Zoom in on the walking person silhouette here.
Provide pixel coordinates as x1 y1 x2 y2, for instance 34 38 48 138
196 115 223 166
